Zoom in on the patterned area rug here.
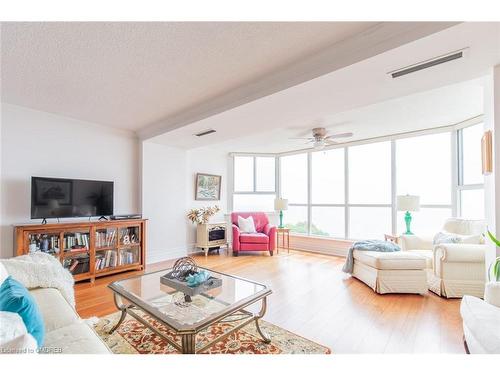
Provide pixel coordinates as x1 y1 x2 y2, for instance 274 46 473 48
94 311 331 354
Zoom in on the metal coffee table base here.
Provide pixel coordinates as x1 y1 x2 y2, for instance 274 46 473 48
109 294 271 354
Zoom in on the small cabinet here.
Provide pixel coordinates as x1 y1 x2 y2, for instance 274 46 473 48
196 222 227 257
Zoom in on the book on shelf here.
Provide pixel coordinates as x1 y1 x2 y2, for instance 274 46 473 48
95 249 118 270
95 230 116 248
64 233 90 251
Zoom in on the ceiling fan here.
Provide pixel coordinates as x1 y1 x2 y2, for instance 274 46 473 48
290 127 353 150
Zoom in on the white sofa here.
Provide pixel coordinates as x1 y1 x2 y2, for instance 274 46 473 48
401 218 486 298
0 258 109 354
31 287 110 354
461 282 500 353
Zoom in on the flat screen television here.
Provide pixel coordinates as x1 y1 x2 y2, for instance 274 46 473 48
31 177 114 219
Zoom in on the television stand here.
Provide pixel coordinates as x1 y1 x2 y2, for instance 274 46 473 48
41 218 47 225
98 216 109 221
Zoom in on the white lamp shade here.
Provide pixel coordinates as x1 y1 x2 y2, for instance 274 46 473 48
397 195 420 212
274 198 288 211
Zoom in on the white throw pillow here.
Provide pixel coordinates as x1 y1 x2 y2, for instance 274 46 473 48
0 311 28 345
433 231 482 245
0 333 38 354
238 216 256 233
0 261 8 285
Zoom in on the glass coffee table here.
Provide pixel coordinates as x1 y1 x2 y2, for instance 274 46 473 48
108 267 272 354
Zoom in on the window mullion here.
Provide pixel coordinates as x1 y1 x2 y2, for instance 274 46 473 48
344 147 349 239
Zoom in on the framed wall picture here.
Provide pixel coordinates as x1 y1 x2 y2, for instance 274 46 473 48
482 130 493 175
195 173 221 201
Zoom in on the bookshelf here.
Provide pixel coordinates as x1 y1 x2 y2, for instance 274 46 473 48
14 219 146 282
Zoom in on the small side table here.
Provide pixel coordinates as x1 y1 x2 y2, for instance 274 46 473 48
276 228 290 254
384 234 400 245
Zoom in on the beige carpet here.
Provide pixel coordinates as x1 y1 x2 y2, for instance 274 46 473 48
94 311 331 354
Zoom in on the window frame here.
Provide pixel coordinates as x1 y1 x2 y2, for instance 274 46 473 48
229 118 483 239
456 123 485 217
231 154 278 212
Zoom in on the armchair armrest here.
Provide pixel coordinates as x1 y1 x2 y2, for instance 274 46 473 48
400 234 433 251
434 243 486 263
485 282 500 308
232 224 241 252
264 224 277 251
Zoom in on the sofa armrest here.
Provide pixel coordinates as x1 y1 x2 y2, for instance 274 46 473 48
485 282 500 308
400 234 433 251
264 224 277 251
434 243 486 263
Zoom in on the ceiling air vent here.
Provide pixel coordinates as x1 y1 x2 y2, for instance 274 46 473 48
194 129 216 137
388 48 468 79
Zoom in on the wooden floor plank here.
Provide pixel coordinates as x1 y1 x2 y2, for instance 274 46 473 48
74 249 464 353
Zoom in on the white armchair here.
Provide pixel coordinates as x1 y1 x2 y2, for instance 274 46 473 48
401 218 486 298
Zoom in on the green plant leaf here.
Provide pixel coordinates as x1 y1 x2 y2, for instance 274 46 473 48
487 230 500 247
494 258 500 281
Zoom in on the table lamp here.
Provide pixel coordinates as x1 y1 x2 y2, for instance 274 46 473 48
397 195 420 235
274 198 288 229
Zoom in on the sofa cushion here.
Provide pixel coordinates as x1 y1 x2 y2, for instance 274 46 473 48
239 233 269 244
461 295 500 354
406 249 433 268
0 277 45 348
30 288 78 332
353 250 426 270
42 322 110 354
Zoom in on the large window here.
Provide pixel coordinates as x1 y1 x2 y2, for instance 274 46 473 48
233 156 276 211
231 122 485 240
396 132 453 233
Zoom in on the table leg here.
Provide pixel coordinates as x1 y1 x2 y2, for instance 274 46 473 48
287 232 290 254
109 294 130 334
181 334 196 354
254 296 271 343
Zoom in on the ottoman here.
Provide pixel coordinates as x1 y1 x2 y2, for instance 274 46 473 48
352 250 428 294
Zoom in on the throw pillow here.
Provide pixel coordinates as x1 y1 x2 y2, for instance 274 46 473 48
0 276 45 348
0 333 38 354
0 261 8 285
433 231 483 245
0 311 28 345
433 231 460 245
238 216 256 233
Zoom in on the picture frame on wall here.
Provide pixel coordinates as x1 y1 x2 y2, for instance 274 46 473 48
482 130 493 175
195 173 222 201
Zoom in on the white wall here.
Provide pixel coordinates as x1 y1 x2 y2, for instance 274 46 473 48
484 65 500 272
185 147 229 249
0 104 140 258
142 142 188 263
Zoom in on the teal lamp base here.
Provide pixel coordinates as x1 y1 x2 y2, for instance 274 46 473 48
278 210 284 228
404 211 413 235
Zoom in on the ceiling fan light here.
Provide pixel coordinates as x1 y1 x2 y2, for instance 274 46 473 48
313 141 325 150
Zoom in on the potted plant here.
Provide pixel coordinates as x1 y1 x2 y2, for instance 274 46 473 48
486 230 500 281
186 205 220 225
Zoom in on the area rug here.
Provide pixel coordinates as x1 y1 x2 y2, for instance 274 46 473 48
94 311 331 354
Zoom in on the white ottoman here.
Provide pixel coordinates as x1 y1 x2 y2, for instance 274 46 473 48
352 250 428 294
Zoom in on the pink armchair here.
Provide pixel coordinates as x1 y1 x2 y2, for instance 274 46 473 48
231 212 276 256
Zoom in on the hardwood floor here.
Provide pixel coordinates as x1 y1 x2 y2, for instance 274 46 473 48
74 249 464 353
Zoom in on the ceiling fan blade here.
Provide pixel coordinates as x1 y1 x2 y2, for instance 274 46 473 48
289 137 314 140
326 132 353 139
324 139 337 145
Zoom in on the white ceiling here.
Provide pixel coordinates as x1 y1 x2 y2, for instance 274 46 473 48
149 22 500 152
1 22 382 130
